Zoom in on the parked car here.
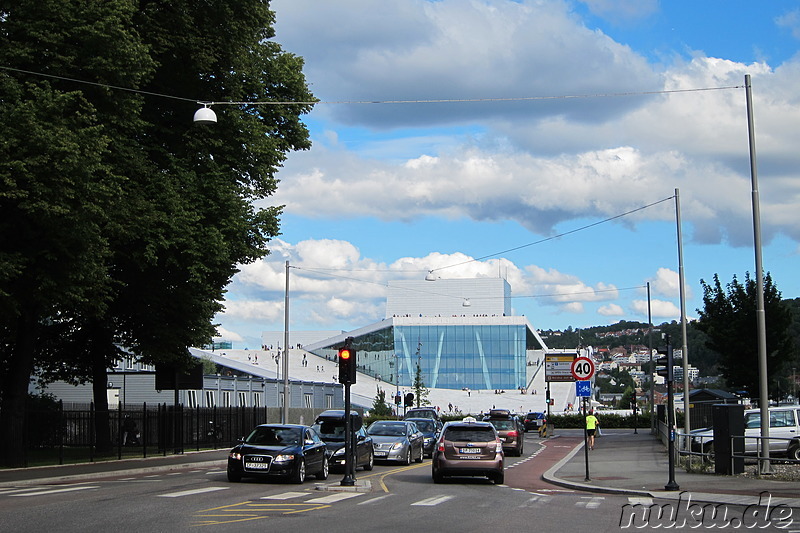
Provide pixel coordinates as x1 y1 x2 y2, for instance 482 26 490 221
523 412 546 432
312 410 374 472
431 417 504 484
404 407 441 421
367 420 425 464
227 424 328 483
405 417 443 457
483 409 524 456
690 406 800 460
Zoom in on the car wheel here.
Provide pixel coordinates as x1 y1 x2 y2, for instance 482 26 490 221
415 445 423 463
363 450 374 471
492 471 505 484
432 465 444 484
227 468 242 483
316 456 329 480
403 447 412 465
787 444 800 461
703 443 715 464
292 459 306 484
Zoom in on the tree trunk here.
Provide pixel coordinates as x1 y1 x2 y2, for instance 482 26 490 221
91 343 113 453
0 310 37 467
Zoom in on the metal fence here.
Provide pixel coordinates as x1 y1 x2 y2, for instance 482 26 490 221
9 401 322 467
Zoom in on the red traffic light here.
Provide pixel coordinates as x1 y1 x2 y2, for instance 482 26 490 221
339 348 352 360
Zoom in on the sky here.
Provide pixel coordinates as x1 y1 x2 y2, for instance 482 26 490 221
212 0 800 349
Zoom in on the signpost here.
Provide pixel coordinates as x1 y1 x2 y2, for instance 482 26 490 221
570 356 596 483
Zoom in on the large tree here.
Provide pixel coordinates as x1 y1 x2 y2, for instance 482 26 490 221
1 0 314 464
695 272 795 399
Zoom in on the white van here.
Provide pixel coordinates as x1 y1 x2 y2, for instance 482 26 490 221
691 406 800 459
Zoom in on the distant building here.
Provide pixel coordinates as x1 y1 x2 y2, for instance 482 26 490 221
302 278 549 391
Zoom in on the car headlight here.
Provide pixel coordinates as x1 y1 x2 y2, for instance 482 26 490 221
229 451 242 460
274 454 295 462
391 442 404 450
333 448 345 456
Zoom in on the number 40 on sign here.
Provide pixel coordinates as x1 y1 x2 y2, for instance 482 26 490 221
570 357 595 381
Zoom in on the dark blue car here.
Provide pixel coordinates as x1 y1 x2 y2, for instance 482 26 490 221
227 424 328 483
405 417 442 457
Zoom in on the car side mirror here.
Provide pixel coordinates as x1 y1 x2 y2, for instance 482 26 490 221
357 434 365 441
304 439 315 446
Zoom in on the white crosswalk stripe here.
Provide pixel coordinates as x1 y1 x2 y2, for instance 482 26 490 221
158 486 229 498
411 495 455 506
305 492 364 504
260 491 308 500
10 485 99 497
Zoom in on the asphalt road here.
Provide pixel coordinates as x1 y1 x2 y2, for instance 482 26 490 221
0 433 769 532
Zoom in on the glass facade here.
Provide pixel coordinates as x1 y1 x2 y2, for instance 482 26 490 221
315 323 532 391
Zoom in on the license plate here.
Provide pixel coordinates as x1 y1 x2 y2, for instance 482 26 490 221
375 451 388 457
245 462 270 469
459 448 482 454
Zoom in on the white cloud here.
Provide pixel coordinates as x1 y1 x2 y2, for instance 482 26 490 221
648 267 693 300
598 303 624 316
213 326 244 342
631 298 680 319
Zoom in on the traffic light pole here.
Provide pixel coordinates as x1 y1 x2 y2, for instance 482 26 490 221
341 382 355 486
664 339 679 491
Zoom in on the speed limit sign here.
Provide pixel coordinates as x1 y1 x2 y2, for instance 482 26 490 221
571 357 595 381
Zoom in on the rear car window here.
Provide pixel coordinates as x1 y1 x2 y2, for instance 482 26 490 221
487 420 515 430
444 427 495 442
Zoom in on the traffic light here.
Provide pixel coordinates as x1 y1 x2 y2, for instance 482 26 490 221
405 392 414 407
631 391 637 411
395 392 402 405
338 346 357 385
655 344 673 381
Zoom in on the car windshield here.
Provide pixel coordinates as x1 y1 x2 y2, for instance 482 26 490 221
487 420 515 430
444 427 495 442
369 423 406 437
245 427 301 445
412 420 435 432
312 421 346 441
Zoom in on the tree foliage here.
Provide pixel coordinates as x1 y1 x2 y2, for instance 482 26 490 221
695 272 795 399
370 386 394 418
0 0 314 464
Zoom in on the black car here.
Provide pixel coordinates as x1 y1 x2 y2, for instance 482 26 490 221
227 424 328 483
523 412 546 432
312 410 374 472
405 417 442 458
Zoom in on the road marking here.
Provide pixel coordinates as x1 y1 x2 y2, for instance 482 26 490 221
159 486 229 498
0 487 56 495
11 485 99 497
358 494 396 505
576 496 605 509
305 492 363 504
411 495 455 506
260 491 308 500
628 497 653 505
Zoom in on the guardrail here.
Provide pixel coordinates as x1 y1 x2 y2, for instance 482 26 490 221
676 429 800 471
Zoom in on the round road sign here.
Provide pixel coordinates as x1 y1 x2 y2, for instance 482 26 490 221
571 357 595 381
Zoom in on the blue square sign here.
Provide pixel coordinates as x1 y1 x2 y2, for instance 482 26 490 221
576 380 592 397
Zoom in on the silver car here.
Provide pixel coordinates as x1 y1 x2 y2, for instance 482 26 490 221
367 420 425 465
691 406 800 459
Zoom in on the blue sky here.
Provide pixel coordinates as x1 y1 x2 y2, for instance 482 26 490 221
213 0 800 348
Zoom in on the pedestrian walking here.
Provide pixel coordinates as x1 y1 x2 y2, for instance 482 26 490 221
585 409 599 450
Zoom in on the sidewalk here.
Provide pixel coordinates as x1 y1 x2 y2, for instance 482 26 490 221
543 429 800 509
0 449 229 487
